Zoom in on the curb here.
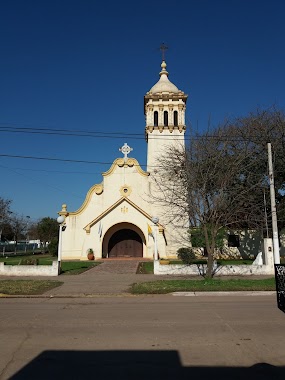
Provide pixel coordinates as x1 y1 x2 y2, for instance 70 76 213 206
171 291 276 296
0 291 276 298
0 293 139 299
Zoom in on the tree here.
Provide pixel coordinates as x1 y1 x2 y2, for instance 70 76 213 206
153 125 266 278
27 221 40 240
0 197 12 242
37 217 58 248
9 214 30 252
223 107 285 235
190 226 227 255
1 222 14 241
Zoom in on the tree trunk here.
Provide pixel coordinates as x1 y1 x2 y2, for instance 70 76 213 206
205 248 214 279
203 225 214 278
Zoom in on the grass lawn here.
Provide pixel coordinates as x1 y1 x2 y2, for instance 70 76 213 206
0 280 63 295
0 254 53 265
60 261 100 275
137 262 154 274
130 277 276 294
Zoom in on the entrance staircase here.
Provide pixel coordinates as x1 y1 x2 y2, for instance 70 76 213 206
90 258 150 274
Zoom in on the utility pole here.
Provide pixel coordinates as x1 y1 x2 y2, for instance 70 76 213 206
267 143 280 264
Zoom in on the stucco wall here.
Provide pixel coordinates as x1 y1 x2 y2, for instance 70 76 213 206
0 261 59 276
154 261 275 276
60 158 171 260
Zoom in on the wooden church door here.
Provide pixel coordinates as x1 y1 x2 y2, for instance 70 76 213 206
108 229 142 258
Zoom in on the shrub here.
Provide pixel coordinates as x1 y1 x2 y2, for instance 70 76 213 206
48 238 58 257
177 247 196 265
19 258 39 265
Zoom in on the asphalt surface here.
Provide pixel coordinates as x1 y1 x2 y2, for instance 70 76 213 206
0 260 284 379
0 295 284 380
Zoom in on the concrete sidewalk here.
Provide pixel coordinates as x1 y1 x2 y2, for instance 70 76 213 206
44 260 174 297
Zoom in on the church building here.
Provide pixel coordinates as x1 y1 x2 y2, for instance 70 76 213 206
58 60 188 260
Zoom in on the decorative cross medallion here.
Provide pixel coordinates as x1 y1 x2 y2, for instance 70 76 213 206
119 143 133 160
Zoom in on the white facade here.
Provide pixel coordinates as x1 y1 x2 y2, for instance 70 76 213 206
59 61 188 260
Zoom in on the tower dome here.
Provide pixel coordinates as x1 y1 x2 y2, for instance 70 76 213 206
149 61 180 94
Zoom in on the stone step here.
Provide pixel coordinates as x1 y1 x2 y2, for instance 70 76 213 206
85 259 146 274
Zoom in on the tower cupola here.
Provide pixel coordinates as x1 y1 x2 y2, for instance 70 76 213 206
144 61 188 136
144 61 188 171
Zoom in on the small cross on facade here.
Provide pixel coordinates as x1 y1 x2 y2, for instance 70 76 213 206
119 143 133 160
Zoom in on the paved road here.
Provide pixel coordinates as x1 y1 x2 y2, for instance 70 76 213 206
0 295 284 379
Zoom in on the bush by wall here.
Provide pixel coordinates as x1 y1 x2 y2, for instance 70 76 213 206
177 247 196 265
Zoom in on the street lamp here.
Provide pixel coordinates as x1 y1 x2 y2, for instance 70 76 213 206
57 215 65 275
151 216 159 261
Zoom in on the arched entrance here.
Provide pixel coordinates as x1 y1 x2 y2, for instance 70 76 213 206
108 229 143 258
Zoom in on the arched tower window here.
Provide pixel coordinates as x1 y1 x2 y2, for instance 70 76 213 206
154 111 158 126
174 111 178 126
164 111 168 126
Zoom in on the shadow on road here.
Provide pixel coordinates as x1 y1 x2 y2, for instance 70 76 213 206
10 350 285 380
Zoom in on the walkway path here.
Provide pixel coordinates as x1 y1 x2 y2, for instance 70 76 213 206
43 259 161 297
88 259 142 274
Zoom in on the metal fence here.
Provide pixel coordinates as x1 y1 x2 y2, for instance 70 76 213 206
275 264 285 313
0 243 39 254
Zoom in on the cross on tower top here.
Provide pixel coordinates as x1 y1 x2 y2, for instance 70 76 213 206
159 43 168 61
119 143 133 160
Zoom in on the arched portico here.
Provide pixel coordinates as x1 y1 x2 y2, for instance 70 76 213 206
102 222 146 258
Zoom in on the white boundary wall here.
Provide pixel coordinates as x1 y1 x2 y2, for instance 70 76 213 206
154 259 275 276
0 261 59 276
154 239 276 276
154 262 274 276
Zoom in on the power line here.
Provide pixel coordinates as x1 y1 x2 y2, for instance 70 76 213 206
0 124 142 136
1 124 279 142
0 153 113 165
0 125 144 139
0 166 104 175
0 153 149 169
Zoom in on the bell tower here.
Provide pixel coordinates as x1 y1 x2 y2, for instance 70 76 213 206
144 60 188 172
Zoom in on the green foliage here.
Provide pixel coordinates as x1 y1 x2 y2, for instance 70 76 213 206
136 262 154 274
48 238 58 257
19 258 39 265
60 261 99 275
0 280 63 295
37 217 58 243
177 247 196 264
130 278 276 294
190 227 227 249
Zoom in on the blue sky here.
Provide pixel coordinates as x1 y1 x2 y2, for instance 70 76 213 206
1 0 285 221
